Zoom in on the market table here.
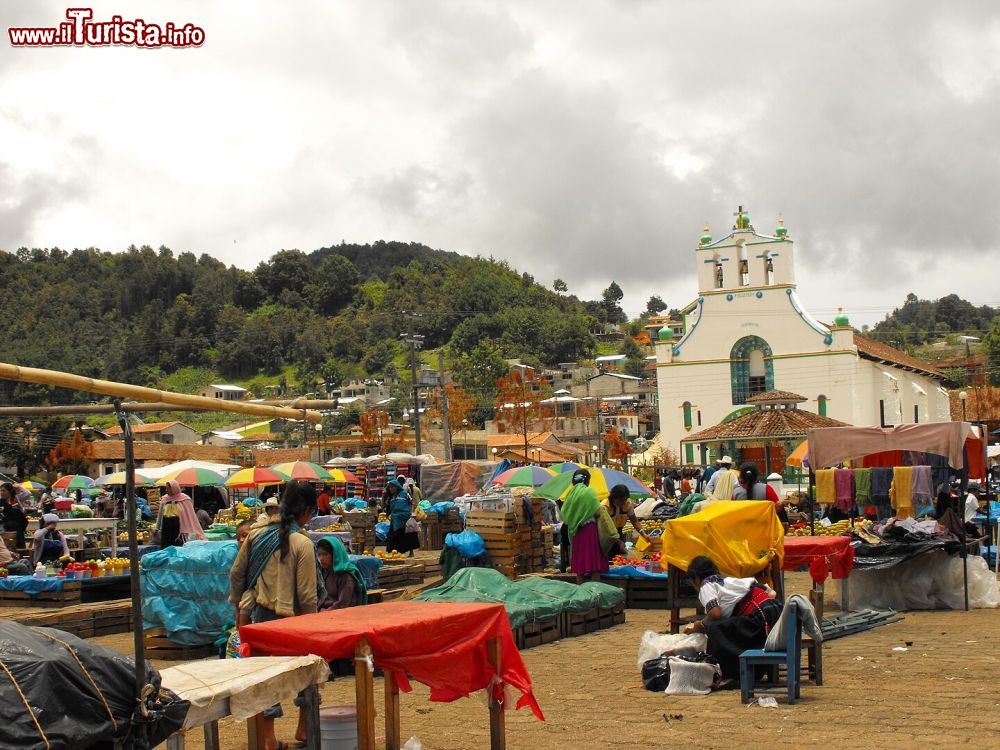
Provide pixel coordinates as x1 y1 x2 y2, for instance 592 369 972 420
160 655 329 750
54 517 120 556
240 601 544 750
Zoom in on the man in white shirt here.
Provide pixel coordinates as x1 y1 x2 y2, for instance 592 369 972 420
964 483 981 523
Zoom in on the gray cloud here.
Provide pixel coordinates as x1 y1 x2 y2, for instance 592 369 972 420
3 0 1000 323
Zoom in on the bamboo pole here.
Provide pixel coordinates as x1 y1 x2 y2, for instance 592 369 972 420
0 399 339 417
0 363 322 422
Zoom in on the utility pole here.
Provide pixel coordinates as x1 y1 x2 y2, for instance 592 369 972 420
438 350 452 461
400 314 424 455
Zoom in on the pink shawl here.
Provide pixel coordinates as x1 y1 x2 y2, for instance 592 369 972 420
163 480 206 541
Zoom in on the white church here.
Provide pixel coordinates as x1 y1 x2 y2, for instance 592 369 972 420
654 207 951 465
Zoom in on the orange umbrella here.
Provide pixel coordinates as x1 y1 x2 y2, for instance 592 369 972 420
786 441 809 468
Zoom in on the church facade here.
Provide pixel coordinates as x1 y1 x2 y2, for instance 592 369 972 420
654 208 950 464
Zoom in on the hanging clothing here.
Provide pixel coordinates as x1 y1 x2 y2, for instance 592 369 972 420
911 466 934 504
870 467 894 502
815 469 836 504
854 468 872 508
889 466 915 519
834 469 854 512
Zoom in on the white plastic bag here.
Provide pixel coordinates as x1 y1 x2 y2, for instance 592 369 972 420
402 738 422 750
663 657 720 695
636 630 708 669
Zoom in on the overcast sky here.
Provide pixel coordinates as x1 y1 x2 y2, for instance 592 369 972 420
3 1 1000 327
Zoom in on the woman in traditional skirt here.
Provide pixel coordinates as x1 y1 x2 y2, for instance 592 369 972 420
683 555 782 688
560 469 617 583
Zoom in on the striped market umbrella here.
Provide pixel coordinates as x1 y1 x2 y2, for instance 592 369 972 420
325 468 360 484
16 480 47 492
548 462 589 474
97 471 156 487
536 467 653 501
269 461 334 482
52 474 95 491
491 465 558 488
224 467 288 488
158 467 226 487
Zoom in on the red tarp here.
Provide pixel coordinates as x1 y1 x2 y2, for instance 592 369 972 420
782 535 855 585
239 601 543 720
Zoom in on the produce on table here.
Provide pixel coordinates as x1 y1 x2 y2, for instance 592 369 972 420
785 518 872 537
314 523 345 532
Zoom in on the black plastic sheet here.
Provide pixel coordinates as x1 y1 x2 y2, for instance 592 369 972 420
0 622 188 749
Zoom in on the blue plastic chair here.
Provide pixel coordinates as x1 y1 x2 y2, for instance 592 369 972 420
739 599 803 704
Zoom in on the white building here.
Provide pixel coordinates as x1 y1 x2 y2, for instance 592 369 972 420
655 208 950 464
200 384 248 401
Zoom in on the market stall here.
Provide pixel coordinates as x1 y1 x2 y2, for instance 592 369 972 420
806 422 995 610
240 600 544 750
658 501 785 632
160 655 330 750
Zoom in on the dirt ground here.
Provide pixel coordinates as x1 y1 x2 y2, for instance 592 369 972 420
89 571 1000 750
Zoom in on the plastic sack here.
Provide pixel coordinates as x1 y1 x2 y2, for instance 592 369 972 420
636 630 708 669
849 550 1000 611
641 656 672 692
403 737 422 749
375 521 390 541
445 529 486 558
664 656 720 695
0 621 188 747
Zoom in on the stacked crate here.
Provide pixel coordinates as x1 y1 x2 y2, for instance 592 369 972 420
441 507 463 537
344 510 376 553
465 511 528 578
419 516 443 550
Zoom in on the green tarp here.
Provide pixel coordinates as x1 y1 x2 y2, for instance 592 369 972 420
414 569 624 630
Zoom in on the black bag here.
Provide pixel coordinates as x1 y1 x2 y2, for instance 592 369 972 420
641 652 719 692
0 621 188 748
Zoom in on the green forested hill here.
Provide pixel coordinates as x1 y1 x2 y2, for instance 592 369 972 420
0 242 599 405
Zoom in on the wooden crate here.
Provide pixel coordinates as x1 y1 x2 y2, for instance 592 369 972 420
143 627 215 661
465 511 517 534
0 580 83 608
628 578 671 610
597 601 626 629
404 561 426 586
377 567 409 589
520 617 561 649
562 607 600 637
419 518 443 550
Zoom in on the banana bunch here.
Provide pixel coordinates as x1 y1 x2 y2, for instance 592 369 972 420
234 503 254 521
639 520 664 532
786 518 872 537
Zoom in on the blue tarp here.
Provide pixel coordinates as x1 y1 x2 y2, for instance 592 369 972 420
445 530 485 558
141 541 237 646
601 565 668 579
375 522 390 541
0 576 66 594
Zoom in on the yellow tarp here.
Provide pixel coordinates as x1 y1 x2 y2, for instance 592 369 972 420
660 501 784 578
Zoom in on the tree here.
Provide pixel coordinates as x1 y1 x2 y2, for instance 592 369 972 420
255 249 312 301
602 281 626 324
645 295 667 315
553 278 568 293
451 342 509 425
604 426 633 469
428 382 477 445
494 370 551 462
306 255 360 314
46 430 94 475
359 407 391 453
982 316 1000 386
622 335 647 378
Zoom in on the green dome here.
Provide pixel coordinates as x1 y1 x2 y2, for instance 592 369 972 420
658 326 673 341
700 225 712 245
833 309 850 327
775 225 787 237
